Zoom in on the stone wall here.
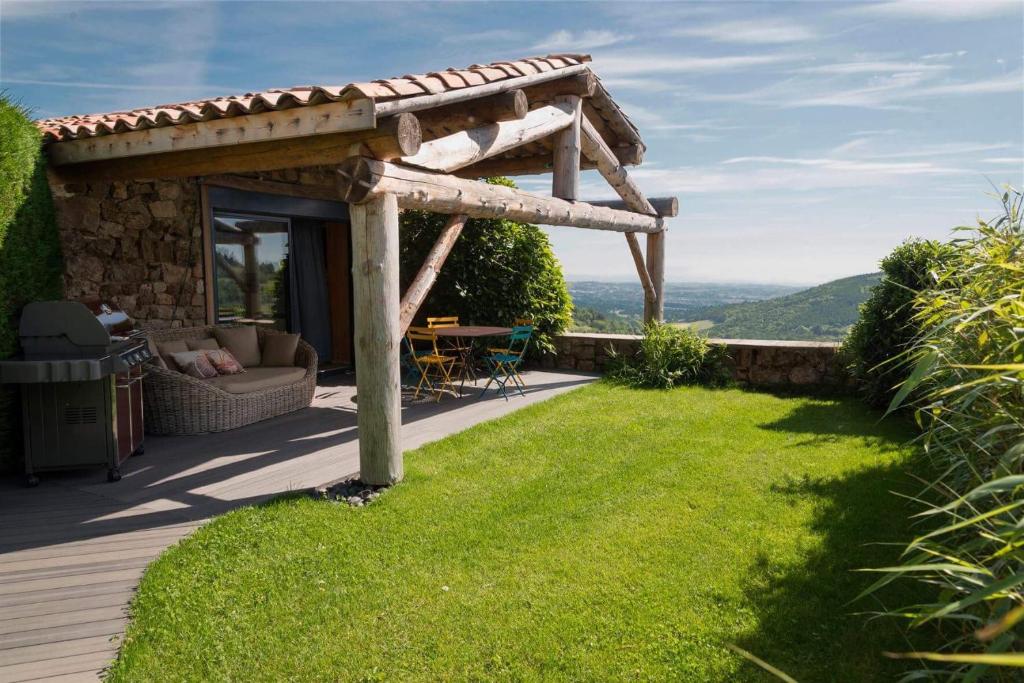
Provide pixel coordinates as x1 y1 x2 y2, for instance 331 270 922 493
541 332 846 388
51 177 205 330
49 166 337 330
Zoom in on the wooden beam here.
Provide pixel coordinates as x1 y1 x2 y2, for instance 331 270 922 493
587 197 679 218
337 156 663 233
551 95 582 200
644 230 666 324
399 214 467 333
50 114 421 183
374 65 590 117
47 98 375 166
203 174 340 202
625 233 656 304
401 103 574 173
521 72 596 103
580 115 655 215
418 89 528 131
452 145 642 179
350 192 403 485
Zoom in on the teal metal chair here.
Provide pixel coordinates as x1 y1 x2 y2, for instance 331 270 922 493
478 325 532 401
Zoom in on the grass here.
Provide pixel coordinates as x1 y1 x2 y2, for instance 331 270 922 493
109 383 932 681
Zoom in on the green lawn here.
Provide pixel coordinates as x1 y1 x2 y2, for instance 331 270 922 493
110 384 930 681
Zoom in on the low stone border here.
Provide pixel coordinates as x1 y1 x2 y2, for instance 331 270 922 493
538 333 846 388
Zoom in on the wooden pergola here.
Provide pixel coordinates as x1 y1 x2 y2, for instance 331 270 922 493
43 55 678 485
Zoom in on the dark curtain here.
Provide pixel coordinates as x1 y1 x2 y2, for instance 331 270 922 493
288 218 332 361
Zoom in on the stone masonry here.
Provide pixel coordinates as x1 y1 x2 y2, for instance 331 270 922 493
542 332 845 388
49 166 337 330
51 177 205 329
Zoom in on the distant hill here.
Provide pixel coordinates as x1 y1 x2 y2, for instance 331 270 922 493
683 273 881 342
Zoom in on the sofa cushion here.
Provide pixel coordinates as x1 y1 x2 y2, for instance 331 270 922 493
146 336 169 370
261 333 300 367
170 350 218 379
213 326 261 367
205 366 305 394
156 340 189 370
207 348 245 375
187 337 220 352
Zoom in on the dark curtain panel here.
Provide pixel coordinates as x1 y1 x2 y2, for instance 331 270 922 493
288 219 332 361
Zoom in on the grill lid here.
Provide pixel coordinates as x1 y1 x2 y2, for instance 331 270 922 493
19 301 131 358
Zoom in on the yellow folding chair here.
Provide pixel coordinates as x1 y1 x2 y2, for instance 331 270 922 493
406 326 457 401
427 315 472 383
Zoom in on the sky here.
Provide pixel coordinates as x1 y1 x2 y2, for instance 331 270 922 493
1 0 1022 285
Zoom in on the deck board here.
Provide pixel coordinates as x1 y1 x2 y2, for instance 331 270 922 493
0 371 594 681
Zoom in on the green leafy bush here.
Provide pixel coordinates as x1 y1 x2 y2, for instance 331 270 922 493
398 178 572 355
607 322 730 389
0 96 64 472
860 188 1024 680
842 239 951 409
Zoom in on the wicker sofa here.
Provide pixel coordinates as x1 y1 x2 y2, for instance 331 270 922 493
143 325 317 435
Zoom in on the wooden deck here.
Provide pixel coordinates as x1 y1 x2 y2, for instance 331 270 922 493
0 370 594 682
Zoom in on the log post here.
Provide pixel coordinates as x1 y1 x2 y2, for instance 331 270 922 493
552 95 582 200
399 214 468 333
644 229 666 324
349 192 403 485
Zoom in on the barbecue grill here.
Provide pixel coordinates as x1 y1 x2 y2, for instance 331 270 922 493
0 300 151 486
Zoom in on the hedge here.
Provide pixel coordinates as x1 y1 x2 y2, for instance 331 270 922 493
0 96 64 473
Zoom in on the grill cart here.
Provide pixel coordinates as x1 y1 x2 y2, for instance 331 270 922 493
0 301 151 486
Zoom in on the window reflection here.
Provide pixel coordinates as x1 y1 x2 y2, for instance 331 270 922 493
212 213 290 329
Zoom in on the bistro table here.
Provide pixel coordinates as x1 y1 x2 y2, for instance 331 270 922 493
431 325 512 388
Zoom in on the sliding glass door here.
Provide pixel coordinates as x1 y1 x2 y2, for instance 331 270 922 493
211 212 291 329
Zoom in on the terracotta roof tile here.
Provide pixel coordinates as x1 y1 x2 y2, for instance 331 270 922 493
37 54 595 143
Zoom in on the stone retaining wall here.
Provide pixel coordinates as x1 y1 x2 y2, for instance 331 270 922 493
540 332 845 387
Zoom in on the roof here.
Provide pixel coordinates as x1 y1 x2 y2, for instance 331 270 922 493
36 54 638 150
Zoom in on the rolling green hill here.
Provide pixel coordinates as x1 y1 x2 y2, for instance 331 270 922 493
684 272 881 342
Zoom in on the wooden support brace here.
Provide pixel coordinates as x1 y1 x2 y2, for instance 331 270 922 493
625 233 656 304
336 156 662 233
402 103 574 173
580 115 654 215
399 214 468 333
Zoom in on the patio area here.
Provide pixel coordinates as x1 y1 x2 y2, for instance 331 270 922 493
0 369 594 682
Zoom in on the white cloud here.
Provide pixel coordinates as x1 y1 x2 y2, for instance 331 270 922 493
794 60 951 75
922 50 969 60
671 19 816 44
596 52 798 76
530 29 631 52
846 0 1021 21
981 157 1024 166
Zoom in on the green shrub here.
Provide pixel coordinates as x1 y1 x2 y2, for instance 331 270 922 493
398 178 572 355
607 322 730 389
0 96 64 473
842 238 951 409
860 188 1024 680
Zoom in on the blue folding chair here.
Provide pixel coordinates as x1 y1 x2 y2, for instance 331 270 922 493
478 325 532 401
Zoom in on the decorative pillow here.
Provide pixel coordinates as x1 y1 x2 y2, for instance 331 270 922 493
213 326 261 367
156 339 188 369
206 348 245 375
261 333 300 367
187 337 219 351
169 350 218 379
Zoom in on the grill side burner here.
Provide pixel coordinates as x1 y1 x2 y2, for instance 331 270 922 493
0 301 151 486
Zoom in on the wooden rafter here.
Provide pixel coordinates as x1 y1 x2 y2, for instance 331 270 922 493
551 95 582 200
336 156 663 234
47 98 375 166
402 103 575 173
